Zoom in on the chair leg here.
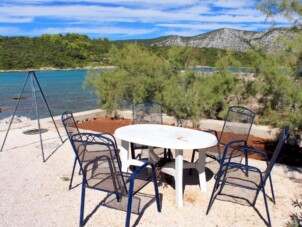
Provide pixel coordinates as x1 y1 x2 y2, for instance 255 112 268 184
79 178 86 227
245 149 249 177
151 164 161 212
163 149 169 160
191 149 197 163
168 149 173 160
261 185 272 226
206 182 218 214
164 149 173 160
69 157 77 190
206 170 223 215
130 143 136 171
126 177 135 227
130 143 136 159
268 174 276 203
163 148 167 160
189 149 197 175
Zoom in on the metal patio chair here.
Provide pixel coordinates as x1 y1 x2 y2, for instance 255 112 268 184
131 101 172 161
61 111 118 190
206 126 289 226
191 106 255 166
70 133 161 227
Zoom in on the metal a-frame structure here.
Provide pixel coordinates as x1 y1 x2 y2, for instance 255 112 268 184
0 71 63 162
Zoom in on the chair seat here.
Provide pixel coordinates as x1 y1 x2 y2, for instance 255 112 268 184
196 143 246 161
86 171 152 195
219 165 262 190
212 165 263 206
203 146 220 160
78 143 119 162
84 159 151 194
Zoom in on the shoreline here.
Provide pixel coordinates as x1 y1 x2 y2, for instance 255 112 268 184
0 65 115 73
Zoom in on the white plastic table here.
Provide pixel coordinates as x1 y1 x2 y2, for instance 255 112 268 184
114 124 217 208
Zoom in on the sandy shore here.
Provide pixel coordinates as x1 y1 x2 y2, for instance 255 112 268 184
0 116 301 226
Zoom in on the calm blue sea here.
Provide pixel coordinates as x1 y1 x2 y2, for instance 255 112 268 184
0 70 99 120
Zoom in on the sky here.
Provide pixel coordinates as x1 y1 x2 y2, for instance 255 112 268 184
0 0 290 40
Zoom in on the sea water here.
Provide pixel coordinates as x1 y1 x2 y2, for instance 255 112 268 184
0 67 252 121
0 70 99 120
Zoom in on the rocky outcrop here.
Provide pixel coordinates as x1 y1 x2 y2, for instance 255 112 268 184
122 27 296 52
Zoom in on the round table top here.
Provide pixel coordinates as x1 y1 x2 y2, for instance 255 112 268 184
114 124 217 150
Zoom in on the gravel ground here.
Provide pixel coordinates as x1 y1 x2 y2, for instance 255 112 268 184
0 117 301 227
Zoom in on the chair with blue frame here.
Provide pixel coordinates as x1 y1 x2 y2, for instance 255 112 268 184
61 111 118 190
190 106 255 168
70 132 161 227
131 101 172 161
206 126 289 226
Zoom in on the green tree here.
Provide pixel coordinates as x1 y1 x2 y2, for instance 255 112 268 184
0 33 112 70
85 43 240 124
84 43 173 115
253 0 302 131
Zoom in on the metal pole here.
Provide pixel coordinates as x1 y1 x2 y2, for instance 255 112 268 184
31 74 45 162
0 73 30 151
30 71 63 143
1 71 64 162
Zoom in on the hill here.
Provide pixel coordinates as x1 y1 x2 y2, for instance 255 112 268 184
0 28 296 70
115 27 293 52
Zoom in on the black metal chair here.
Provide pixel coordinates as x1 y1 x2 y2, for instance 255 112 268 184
61 111 118 190
191 106 255 165
70 133 161 227
131 101 172 161
206 126 289 226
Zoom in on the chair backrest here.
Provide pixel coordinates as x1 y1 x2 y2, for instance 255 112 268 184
263 126 289 183
61 111 80 140
70 133 127 194
132 101 163 124
219 106 255 145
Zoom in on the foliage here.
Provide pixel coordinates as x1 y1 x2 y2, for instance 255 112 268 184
0 34 111 70
250 0 302 132
245 34 302 131
162 70 237 126
286 200 302 227
85 43 240 125
84 43 173 114
208 27 302 132
257 0 302 28
149 45 253 68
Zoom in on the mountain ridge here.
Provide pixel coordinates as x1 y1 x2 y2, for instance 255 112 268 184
115 27 293 52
